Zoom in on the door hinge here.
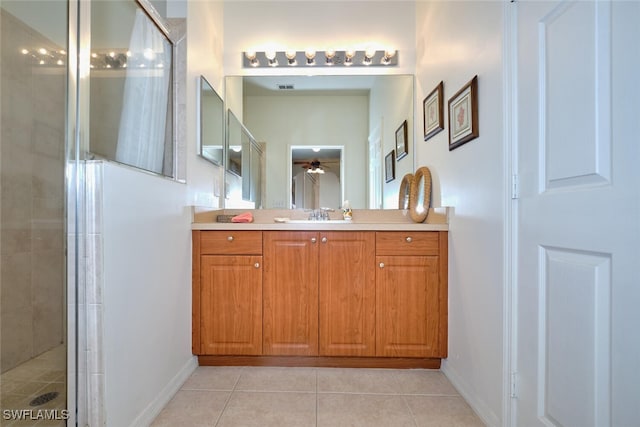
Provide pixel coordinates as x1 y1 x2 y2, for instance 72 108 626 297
510 372 518 398
511 174 519 199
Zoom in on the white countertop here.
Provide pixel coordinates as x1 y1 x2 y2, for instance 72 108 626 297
191 207 450 231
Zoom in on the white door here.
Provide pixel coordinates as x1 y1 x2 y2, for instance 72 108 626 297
515 1 640 426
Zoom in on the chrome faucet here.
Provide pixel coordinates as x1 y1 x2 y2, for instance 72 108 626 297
307 207 335 221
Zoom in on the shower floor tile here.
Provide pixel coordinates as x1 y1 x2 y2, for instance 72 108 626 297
0 345 66 426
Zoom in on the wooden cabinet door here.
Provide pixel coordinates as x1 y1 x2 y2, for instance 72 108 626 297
319 232 375 356
263 231 319 356
200 255 262 355
376 255 443 357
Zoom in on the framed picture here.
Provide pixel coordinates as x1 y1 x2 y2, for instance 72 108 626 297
448 75 479 151
423 81 444 141
384 150 396 183
395 120 408 160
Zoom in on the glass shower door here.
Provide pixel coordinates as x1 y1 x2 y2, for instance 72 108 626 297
0 1 70 424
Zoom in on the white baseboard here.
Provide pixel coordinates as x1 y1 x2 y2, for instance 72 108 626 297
129 356 198 427
441 361 501 427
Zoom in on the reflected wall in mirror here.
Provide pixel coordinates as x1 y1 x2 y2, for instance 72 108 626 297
198 76 224 166
291 146 343 209
225 75 414 209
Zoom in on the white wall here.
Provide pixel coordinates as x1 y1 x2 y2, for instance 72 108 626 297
223 0 416 76
99 1 225 425
415 2 505 426
186 1 226 207
101 163 194 427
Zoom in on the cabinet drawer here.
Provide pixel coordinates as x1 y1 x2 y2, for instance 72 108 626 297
375 232 439 256
200 231 262 255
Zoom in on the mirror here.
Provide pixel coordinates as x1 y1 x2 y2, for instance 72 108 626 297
225 75 414 209
409 167 432 223
227 110 264 207
398 173 412 209
89 0 175 177
198 76 224 166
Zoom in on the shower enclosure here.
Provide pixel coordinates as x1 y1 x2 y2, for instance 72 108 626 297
1 0 77 424
2 0 178 424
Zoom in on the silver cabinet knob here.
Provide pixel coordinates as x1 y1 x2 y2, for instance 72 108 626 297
405 236 413 243
254 263 260 268
311 237 317 243
379 262 385 268
227 236 234 242
321 237 328 243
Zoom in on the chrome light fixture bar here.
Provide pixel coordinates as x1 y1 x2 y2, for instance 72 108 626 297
242 49 398 68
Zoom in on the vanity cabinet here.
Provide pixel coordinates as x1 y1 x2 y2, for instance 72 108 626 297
193 231 263 355
318 232 376 357
193 228 448 367
262 231 376 357
375 232 448 358
263 231 319 356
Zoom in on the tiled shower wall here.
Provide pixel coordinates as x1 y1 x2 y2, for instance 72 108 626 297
0 9 65 373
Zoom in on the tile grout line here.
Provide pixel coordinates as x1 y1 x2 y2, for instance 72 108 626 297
211 366 244 427
395 370 419 427
315 368 318 427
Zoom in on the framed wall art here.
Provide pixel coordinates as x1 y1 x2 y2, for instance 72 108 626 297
395 120 408 160
448 75 478 151
384 150 395 183
423 81 444 141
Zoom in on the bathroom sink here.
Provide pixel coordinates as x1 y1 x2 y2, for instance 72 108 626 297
289 219 349 223
274 218 350 224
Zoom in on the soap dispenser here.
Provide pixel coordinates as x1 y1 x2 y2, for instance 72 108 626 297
342 200 352 221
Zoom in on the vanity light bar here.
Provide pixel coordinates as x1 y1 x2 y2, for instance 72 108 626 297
242 50 398 68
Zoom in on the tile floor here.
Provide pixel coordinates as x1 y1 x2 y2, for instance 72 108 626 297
152 366 485 427
0 345 67 427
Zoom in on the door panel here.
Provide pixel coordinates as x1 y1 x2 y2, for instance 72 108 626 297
515 1 639 426
200 256 262 355
319 232 375 356
263 231 319 356
375 256 441 357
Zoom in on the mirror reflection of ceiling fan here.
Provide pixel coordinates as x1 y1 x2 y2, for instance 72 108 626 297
293 159 339 173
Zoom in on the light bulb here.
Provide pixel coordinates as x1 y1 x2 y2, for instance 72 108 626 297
265 50 278 66
344 49 355 66
305 49 316 65
382 49 397 65
143 48 155 60
285 50 297 65
325 49 336 65
363 48 376 65
245 50 258 67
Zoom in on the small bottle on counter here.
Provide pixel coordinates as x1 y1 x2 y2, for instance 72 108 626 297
342 200 352 221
